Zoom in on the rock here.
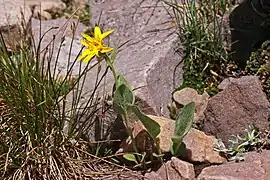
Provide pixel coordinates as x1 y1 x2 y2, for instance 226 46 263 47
120 115 225 164
88 0 184 117
198 150 270 180
201 76 270 145
173 88 210 123
173 88 198 106
25 0 66 20
229 0 270 68
0 0 32 50
182 128 227 164
145 157 195 180
31 18 87 75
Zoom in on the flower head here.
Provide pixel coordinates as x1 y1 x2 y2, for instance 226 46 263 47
78 26 114 63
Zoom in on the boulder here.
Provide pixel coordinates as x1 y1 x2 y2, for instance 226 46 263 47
145 157 195 180
198 150 270 180
88 0 184 117
31 18 88 75
201 76 270 145
182 128 226 164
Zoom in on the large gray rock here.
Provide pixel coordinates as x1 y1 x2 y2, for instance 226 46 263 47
198 150 270 180
88 0 184 116
31 18 88 75
201 76 270 145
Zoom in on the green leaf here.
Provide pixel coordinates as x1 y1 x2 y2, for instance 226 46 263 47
174 102 195 138
123 153 138 164
130 105 160 139
170 102 195 156
116 74 131 89
112 83 134 114
170 137 186 156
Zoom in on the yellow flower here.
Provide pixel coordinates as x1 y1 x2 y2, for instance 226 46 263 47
78 26 114 63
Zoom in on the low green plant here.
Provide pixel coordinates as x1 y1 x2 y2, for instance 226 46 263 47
215 125 261 162
78 26 162 165
164 0 233 95
79 25 195 167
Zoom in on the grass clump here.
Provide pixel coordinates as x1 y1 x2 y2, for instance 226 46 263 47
0 19 110 179
165 0 233 95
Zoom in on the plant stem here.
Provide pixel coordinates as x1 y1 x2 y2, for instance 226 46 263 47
104 54 118 86
123 111 141 162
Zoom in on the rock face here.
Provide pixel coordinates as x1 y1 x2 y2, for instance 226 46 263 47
31 18 88 75
229 0 270 68
198 150 270 180
88 0 184 116
201 76 270 145
145 157 195 180
120 115 225 164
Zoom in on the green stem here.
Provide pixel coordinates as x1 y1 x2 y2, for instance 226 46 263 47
123 111 141 162
104 54 118 86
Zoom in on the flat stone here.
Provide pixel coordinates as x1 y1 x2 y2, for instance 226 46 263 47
182 128 227 164
145 157 195 180
173 88 198 106
201 76 270 145
198 150 270 180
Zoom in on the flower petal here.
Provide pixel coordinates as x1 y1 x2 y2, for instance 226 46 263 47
78 49 91 61
83 52 95 63
81 33 95 43
93 47 100 57
101 46 113 53
94 26 102 41
80 40 89 47
100 29 114 40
